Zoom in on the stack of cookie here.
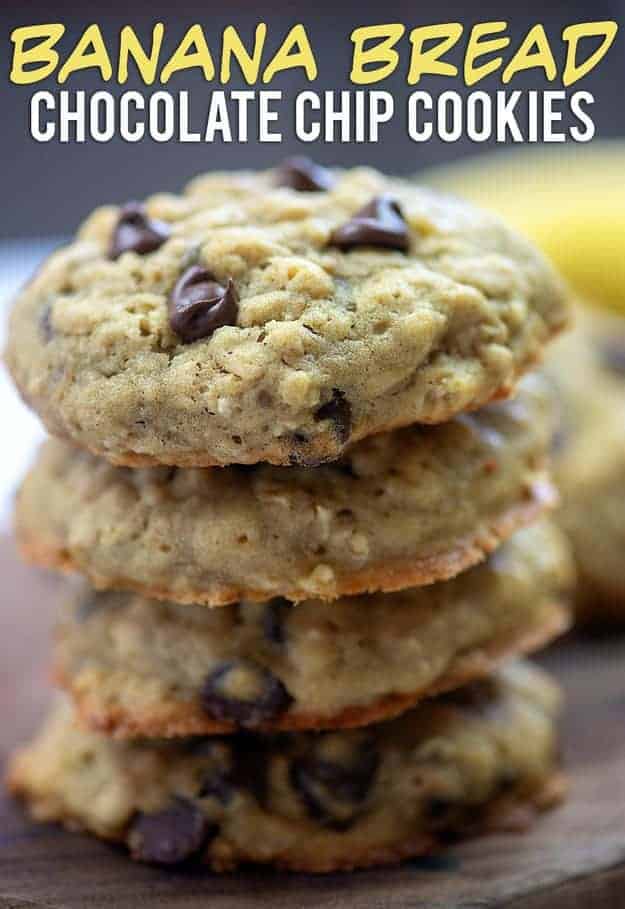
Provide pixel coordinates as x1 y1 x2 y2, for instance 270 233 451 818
6 160 573 872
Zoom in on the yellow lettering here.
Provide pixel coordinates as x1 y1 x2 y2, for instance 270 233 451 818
562 21 618 87
118 23 164 85
350 24 405 85
221 24 267 84
58 24 112 84
465 21 509 86
263 24 316 82
161 24 215 83
503 24 557 83
407 23 462 85
10 24 65 85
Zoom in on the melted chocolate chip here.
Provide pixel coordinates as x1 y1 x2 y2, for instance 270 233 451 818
314 389 352 444
169 266 238 344
276 156 335 192
129 797 213 865
262 598 291 645
330 195 410 252
290 733 378 829
597 338 625 376
109 202 170 261
200 660 292 728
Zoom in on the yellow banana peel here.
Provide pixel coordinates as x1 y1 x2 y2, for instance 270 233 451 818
421 142 625 313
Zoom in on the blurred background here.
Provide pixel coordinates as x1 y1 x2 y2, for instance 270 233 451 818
0 0 624 525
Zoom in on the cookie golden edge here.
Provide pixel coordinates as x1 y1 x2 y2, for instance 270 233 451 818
53 599 569 738
16 475 557 606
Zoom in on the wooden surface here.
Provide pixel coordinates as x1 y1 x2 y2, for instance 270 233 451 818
1 534 625 908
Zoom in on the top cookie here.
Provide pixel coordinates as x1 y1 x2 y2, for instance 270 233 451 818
6 160 570 467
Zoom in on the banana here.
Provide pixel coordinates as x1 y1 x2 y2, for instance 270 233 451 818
420 142 625 313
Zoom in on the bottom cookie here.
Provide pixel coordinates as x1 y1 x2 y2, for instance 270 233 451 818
8 662 564 873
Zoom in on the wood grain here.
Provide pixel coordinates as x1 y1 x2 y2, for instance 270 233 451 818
1 533 624 908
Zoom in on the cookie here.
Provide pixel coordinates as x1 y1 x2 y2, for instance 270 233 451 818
8 662 565 872
16 376 556 605
548 309 625 620
6 163 569 468
52 520 572 737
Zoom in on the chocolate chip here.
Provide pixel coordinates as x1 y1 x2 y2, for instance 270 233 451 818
290 733 378 829
314 389 352 444
200 660 292 728
169 266 238 344
109 202 170 260
597 338 625 376
128 797 213 865
330 195 410 252
262 598 291 645
276 156 335 192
